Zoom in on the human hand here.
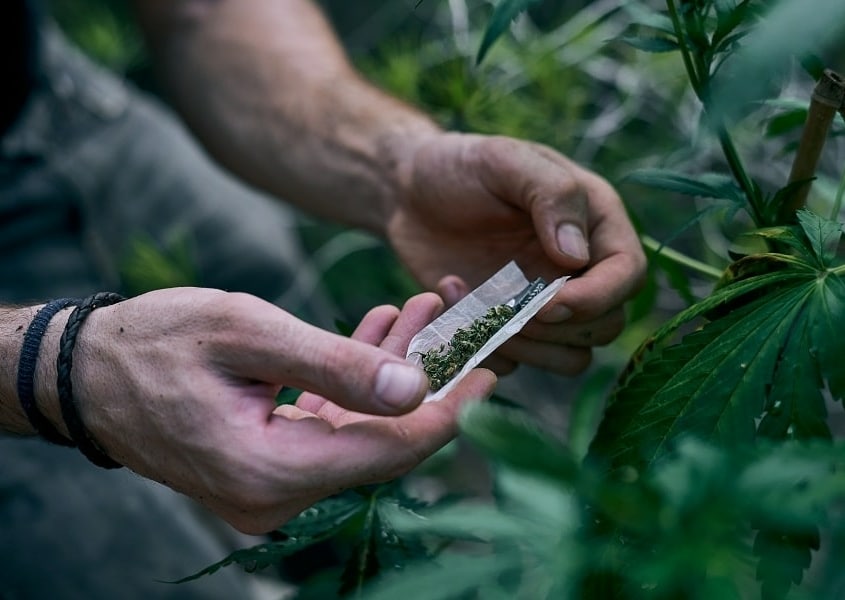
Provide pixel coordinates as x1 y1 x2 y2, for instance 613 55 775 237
45 288 495 534
387 133 647 375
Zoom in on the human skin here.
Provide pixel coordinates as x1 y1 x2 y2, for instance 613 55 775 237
133 0 647 375
0 290 495 534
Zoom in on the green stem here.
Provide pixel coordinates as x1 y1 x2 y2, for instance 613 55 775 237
831 168 845 221
666 0 760 227
666 0 701 94
717 127 763 226
641 235 724 279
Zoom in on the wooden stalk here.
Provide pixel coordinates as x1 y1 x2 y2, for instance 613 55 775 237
779 69 845 222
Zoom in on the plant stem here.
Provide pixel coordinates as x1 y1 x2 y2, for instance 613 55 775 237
832 169 845 221
779 69 845 222
641 235 724 279
717 126 763 225
665 0 760 226
666 0 701 94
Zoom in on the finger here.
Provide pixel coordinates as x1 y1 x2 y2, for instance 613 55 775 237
215 294 429 415
436 275 469 307
480 353 518 375
520 307 626 347
535 165 646 324
378 292 444 357
350 304 400 345
314 368 497 488
296 294 442 416
495 336 593 376
475 137 590 271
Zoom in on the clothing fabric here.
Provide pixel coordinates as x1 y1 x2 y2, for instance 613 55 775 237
0 17 324 600
0 0 38 136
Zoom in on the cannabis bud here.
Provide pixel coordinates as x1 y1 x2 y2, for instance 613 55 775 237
418 278 546 391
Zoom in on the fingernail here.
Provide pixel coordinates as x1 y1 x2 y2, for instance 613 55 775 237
556 223 589 261
375 362 427 410
540 304 573 323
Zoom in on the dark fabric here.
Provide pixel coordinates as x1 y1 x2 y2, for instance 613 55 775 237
0 0 39 136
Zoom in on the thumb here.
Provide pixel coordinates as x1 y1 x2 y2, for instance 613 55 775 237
477 137 591 270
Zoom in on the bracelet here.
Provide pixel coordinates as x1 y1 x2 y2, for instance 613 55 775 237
56 292 126 469
16 298 80 446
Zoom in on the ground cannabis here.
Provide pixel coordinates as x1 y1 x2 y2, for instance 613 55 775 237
419 304 516 390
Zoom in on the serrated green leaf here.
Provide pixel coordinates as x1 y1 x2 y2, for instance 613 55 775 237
617 35 679 53
476 0 543 64
796 209 843 267
590 284 807 471
619 268 812 387
459 402 579 482
623 169 744 202
759 303 830 441
171 536 323 583
753 527 818 600
280 491 369 538
592 240 845 473
809 273 845 402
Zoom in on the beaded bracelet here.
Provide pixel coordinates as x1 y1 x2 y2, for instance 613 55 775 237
56 292 126 469
16 298 80 446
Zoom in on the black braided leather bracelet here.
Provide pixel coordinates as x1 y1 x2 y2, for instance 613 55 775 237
56 292 126 469
16 298 80 445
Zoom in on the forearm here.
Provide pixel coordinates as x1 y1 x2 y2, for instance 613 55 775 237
133 0 441 234
0 305 66 436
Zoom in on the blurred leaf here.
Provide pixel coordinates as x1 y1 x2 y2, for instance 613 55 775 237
362 552 517 600
569 365 618 460
617 35 679 53
121 235 198 294
624 169 745 202
764 107 808 138
476 0 543 64
339 496 381 595
710 0 845 121
754 527 818 600
459 403 579 482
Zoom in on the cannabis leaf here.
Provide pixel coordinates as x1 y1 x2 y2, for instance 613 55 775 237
589 211 845 473
172 491 370 583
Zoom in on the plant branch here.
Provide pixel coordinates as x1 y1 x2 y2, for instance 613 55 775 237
717 126 763 225
641 235 724 279
666 0 701 93
779 69 845 222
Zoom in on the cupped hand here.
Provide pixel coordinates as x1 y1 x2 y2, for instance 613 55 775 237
388 132 647 375
67 288 495 534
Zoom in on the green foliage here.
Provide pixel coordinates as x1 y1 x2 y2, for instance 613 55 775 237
476 0 544 64
361 404 845 599
590 211 845 473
